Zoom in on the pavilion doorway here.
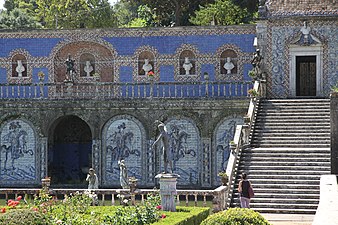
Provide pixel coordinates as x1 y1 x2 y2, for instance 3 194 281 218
48 115 92 188
296 56 316 96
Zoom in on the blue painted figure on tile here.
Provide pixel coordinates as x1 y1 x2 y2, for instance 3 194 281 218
107 122 140 170
1 121 33 172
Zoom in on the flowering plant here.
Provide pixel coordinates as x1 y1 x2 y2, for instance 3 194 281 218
147 71 155 78
218 170 228 178
38 71 45 81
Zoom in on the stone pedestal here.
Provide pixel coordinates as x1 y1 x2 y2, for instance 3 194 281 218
155 173 180 212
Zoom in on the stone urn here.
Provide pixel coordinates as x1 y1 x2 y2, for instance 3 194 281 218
218 172 228 186
41 177 51 191
128 177 138 193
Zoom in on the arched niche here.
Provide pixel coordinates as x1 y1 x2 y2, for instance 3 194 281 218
102 115 147 187
179 50 196 75
138 51 155 76
48 115 92 188
80 53 95 77
220 49 238 75
12 54 27 77
0 119 37 186
53 41 115 83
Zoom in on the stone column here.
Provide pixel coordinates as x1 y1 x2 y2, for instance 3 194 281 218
155 173 180 212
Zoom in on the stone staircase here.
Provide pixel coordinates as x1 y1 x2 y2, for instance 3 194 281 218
231 99 331 214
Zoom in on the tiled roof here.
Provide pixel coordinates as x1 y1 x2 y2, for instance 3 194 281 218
264 0 338 18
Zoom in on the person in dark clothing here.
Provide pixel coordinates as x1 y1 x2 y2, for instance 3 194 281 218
238 173 253 208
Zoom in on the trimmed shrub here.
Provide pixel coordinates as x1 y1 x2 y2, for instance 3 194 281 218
152 206 210 225
0 208 53 225
201 208 271 225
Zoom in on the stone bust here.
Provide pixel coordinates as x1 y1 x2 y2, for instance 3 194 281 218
84 61 93 77
223 57 235 74
16 60 25 77
142 59 153 75
182 57 193 75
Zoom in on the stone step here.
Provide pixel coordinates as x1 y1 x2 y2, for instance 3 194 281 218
254 124 330 128
252 129 330 134
232 202 318 210
233 197 319 204
252 136 329 141
245 147 330 151
252 133 330 137
251 143 330 148
233 188 320 195
236 169 329 175
240 156 330 162
240 161 331 167
243 193 320 199
251 208 316 214
245 179 320 185
239 174 324 180
231 98 330 215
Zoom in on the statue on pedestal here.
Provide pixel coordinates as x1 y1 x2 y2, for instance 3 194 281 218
118 159 130 189
86 168 98 189
152 121 173 174
65 54 75 82
251 49 263 79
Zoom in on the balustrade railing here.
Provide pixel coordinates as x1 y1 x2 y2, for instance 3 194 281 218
0 81 253 99
224 79 265 208
0 186 227 212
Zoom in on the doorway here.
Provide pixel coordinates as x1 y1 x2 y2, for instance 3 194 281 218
296 56 316 96
48 115 92 187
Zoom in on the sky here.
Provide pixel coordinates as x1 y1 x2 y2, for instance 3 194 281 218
0 0 119 10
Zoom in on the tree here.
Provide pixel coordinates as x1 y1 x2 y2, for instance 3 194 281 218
113 0 141 27
34 0 116 29
189 0 248 26
0 8 42 29
139 0 215 26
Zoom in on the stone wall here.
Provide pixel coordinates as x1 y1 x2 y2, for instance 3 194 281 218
330 93 338 174
257 17 338 98
0 98 248 189
0 26 256 85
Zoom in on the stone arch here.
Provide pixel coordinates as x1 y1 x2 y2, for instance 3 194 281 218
7 49 32 84
101 115 147 187
133 46 159 82
213 116 243 185
47 115 93 187
215 44 243 81
50 39 117 83
174 44 200 81
0 118 38 186
165 117 201 187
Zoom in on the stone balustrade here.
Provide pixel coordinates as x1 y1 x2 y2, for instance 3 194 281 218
0 81 253 99
0 186 227 212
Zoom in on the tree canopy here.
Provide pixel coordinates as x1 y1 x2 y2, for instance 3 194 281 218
189 0 249 26
0 0 258 29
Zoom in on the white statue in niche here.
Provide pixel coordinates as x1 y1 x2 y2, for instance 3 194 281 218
300 21 311 40
142 58 153 74
182 57 193 75
16 60 25 77
84 61 93 77
223 57 235 74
